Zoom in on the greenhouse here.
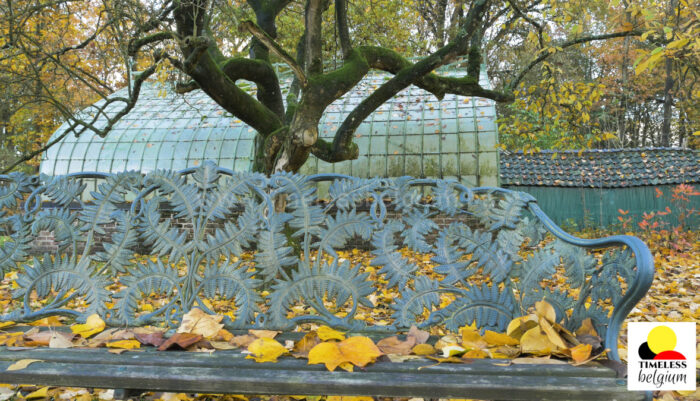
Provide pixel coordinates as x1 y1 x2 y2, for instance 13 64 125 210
41 62 500 188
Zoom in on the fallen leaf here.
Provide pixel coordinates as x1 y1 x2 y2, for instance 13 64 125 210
108 349 128 354
483 330 519 346
441 345 466 357
425 355 465 364
434 334 459 350
538 317 568 349
376 336 416 355
215 329 234 342
407 325 429 344
0 387 14 401
249 329 280 339
6 359 42 371
463 349 489 359
135 331 165 347
49 332 74 349
157 333 203 351
308 336 382 371
25 386 49 399
317 325 345 341
160 393 192 401
210 341 238 350
569 343 592 364
70 314 105 338
386 354 424 362
230 334 257 348
106 340 141 349
535 300 556 323
460 327 487 349
575 318 599 337
0 322 15 329
506 315 538 340
411 343 436 355
29 316 63 326
246 338 288 363
293 331 321 358
177 308 223 339
520 327 557 356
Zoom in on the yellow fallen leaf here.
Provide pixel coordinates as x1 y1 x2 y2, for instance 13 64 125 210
520 327 557 356
575 318 598 337
29 316 63 327
177 308 223 339
569 343 592 364
0 322 15 329
538 317 567 349
6 359 43 371
483 330 519 346
317 325 345 341
535 300 556 323
246 338 288 363
25 386 49 399
506 315 538 340
159 393 192 401
308 341 345 371
338 336 383 367
308 336 382 371
249 329 280 339
441 345 466 357
411 343 436 355
463 349 489 358
71 314 105 338
106 340 141 349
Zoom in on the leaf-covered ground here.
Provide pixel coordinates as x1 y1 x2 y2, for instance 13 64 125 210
0 230 697 401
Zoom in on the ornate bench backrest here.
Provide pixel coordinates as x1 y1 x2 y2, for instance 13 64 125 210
0 162 653 360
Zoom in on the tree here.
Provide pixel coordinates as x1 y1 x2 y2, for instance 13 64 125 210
1 0 643 174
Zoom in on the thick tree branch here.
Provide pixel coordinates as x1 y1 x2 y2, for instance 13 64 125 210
335 0 352 58
508 30 644 90
128 31 177 56
220 57 285 119
239 20 307 87
304 0 324 75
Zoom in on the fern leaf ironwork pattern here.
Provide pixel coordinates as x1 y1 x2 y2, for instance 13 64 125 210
0 163 648 348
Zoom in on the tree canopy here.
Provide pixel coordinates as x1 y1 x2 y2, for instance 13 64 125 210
1 0 696 174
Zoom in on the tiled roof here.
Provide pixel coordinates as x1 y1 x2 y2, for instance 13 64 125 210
500 148 700 188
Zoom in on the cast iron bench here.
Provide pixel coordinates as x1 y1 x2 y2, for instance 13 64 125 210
0 162 654 400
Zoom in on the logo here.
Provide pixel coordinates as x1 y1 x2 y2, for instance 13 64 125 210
628 322 696 391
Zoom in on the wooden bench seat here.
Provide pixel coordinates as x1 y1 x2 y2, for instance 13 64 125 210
0 162 655 400
0 347 643 400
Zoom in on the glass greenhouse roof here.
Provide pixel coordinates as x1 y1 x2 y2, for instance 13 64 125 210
41 61 498 183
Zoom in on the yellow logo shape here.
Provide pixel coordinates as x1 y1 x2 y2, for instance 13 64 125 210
647 325 676 354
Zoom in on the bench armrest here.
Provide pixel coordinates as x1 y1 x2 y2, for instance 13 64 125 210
528 203 655 361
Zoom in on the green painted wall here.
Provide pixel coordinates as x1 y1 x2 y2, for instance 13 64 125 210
507 184 699 230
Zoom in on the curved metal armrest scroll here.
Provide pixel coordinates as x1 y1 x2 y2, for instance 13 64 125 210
528 203 655 362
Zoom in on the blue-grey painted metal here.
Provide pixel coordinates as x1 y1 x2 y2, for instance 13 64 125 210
0 163 653 362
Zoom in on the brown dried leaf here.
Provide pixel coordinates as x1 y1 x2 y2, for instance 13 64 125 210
177 308 223 339
376 336 416 355
134 331 165 347
157 333 203 351
248 330 280 339
230 334 257 348
407 325 429 344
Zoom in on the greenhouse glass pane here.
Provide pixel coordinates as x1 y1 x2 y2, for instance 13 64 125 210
54 160 69 175
170 157 188 171
69 159 84 174
125 158 142 171
369 156 386 177
371 121 389 136
82 159 98 171
233 158 251 172
387 135 403 151
219 140 237 158
442 154 458 176
405 155 422 177
111 159 127 172
442 134 458 152
458 117 476 131
202 142 221 160
441 118 458 134
112 142 132 159
404 135 422 155
350 156 369 178
70 142 89 158
460 133 477 153
387 155 404 176
235 140 252 157
96 157 113 172
187 143 206 160
142 144 160 159
422 135 439 154
369 136 386 155
217 158 235 171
